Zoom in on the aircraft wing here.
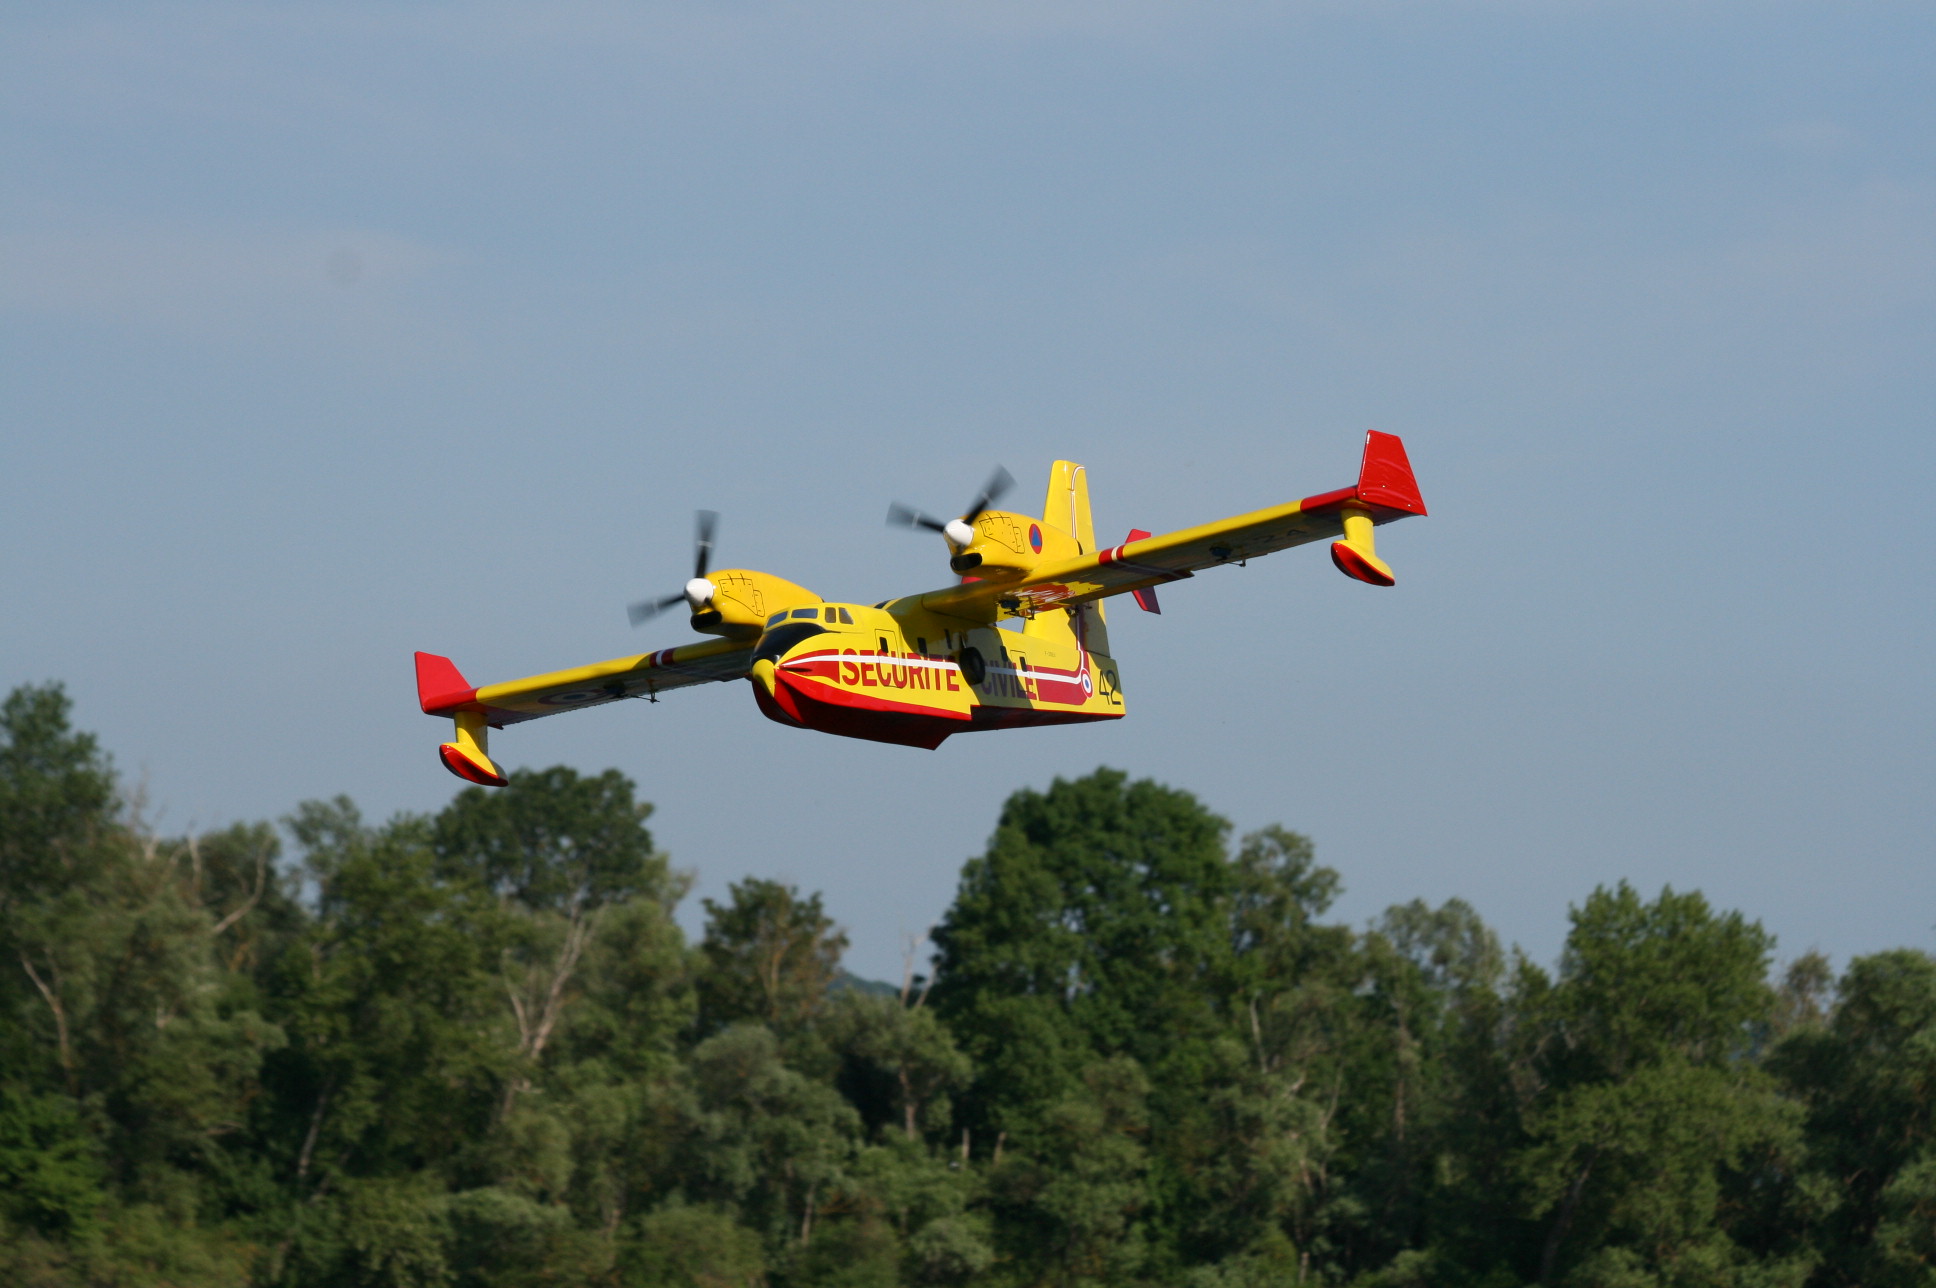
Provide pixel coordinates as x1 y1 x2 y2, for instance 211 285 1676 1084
916 430 1426 620
415 636 756 728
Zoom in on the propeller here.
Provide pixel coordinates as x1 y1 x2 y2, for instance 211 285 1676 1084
886 465 1014 548
628 510 719 626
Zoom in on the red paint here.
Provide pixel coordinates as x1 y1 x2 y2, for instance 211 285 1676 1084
416 652 477 714
750 677 808 729
1300 432 1427 518
748 654 1123 747
753 666 963 748
1355 430 1427 515
438 743 508 787
1121 530 1161 613
1330 541 1396 586
968 704 1121 732
1298 485 1358 511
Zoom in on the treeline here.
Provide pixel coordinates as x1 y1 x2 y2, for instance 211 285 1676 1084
1 682 1933 1288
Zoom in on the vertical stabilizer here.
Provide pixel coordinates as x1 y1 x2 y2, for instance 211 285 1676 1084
1028 461 1113 657
1042 461 1098 555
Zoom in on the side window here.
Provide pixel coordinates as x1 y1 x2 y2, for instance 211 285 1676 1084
837 607 854 624
824 607 838 623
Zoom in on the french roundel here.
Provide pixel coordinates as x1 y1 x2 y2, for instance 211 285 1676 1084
1029 523 1042 552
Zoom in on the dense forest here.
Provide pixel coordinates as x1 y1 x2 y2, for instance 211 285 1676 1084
1 682 1932 1287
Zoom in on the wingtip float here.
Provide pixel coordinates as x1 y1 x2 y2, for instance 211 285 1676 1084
415 431 1427 784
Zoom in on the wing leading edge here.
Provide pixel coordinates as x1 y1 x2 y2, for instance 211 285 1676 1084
416 636 756 729
916 430 1426 620
415 637 756 787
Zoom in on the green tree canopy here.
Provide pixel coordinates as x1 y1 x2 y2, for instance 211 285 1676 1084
5 685 1934 1288
698 877 849 1037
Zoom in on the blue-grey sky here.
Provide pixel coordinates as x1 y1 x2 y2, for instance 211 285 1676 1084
5 1 1932 983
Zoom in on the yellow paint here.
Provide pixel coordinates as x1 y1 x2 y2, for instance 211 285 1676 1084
424 436 1422 776
468 635 756 719
1033 460 1110 656
694 570 820 639
762 604 1123 722
1337 506 1395 582
951 476 1084 584
442 709 505 780
919 484 1393 622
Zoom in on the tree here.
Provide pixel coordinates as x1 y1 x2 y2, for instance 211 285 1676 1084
930 769 1234 1137
1189 826 1360 1273
677 1023 860 1257
1512 883 1805 1286
827 992 972 1143
622 1203 766 1288
0 683 119 1095
1773 949 1936 1287
433 766 675 1119
698 879 848 1036
0 684 286 1277
990 1055 1153 1287
1351 900 1525 1283
265 798 508 1206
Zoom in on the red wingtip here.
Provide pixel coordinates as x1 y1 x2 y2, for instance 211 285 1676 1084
415 652 477 715
1356 431 1427 516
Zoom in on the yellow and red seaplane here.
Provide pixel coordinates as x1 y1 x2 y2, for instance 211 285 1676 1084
415 432 1426 785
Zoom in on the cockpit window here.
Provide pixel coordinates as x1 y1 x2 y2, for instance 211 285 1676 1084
791 607 819 620
767 612 789 627
824 607 838 623
837 607 854 624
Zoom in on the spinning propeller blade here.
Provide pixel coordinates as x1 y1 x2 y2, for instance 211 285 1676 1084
693 509 716 579
886 502 949 533
627 592 685 626
628 510 722 627
886 466 1015 548
963 466 1014 524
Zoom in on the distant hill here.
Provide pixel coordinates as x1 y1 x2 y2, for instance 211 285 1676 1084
832 969 900 999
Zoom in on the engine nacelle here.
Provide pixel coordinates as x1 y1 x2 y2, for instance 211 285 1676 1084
945 510 1082 582
690 568 821 639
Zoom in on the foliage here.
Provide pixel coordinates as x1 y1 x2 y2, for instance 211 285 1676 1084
700 878 850 1037
0 690 1930 1287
